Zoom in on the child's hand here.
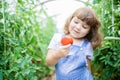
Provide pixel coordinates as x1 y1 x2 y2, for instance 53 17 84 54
56 44 71 58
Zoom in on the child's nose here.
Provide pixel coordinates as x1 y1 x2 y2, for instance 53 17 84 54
76 24 81 29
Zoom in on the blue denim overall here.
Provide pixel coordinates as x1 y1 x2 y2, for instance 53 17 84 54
55 40 93 80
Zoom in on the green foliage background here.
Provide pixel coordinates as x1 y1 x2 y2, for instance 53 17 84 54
0 0 55 80
91 0 120 80
0 0 120 80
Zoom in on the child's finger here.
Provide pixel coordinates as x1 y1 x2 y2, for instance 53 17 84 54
62 44 71 48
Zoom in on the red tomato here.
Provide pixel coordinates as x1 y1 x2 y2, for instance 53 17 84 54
61 37 73 45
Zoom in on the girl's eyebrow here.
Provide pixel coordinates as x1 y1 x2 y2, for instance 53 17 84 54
74 17 81 22
75 17 90 28
75 17 83 24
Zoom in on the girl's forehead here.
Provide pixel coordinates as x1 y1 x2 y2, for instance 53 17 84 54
73 17 80 21
73 12 96 27
72 17 80 21
73 17 90 27
73 17 87 24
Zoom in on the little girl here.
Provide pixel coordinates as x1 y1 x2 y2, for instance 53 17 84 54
46 6 102 80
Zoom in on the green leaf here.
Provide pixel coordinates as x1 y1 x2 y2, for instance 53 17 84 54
0 12 3 19
0 70 3 80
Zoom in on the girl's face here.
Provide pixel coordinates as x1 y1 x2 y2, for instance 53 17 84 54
69 17 90 39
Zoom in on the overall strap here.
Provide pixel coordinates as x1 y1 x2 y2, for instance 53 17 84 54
81 40 89 48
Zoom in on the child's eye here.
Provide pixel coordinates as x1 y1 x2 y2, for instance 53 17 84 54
74 21 78 24
82 25 88 29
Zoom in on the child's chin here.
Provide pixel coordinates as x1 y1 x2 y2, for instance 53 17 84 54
71 34 80 38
